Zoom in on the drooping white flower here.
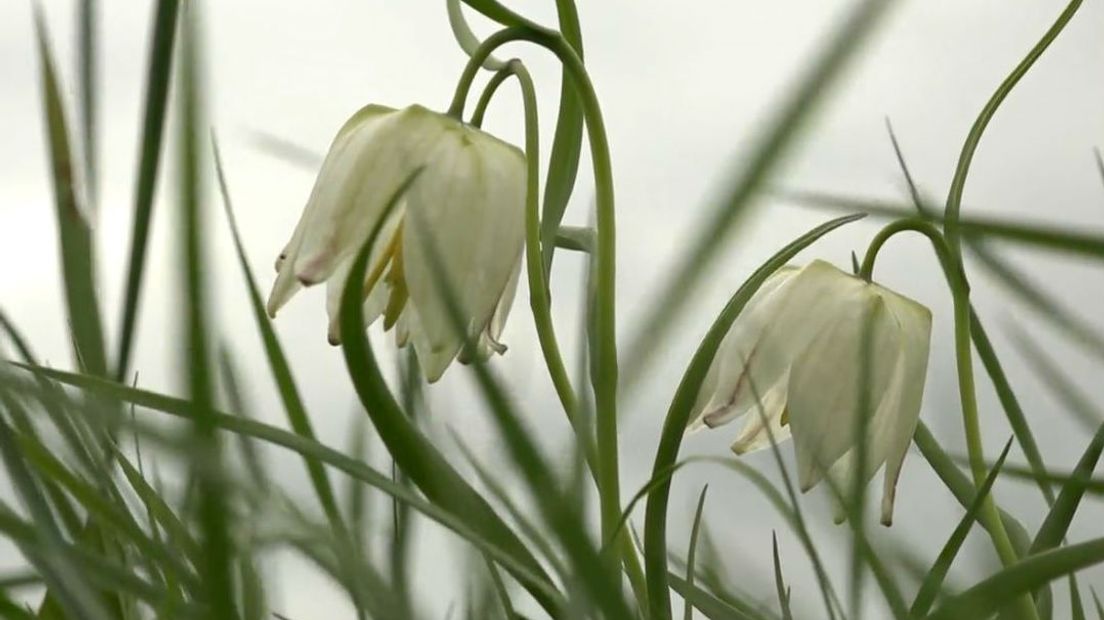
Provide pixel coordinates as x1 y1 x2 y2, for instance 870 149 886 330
688 260 932 525
267 104 526 382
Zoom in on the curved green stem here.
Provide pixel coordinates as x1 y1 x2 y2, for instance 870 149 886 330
447 27 622 561
943 0 1083 259
860 219 1038 620
469 65 518 128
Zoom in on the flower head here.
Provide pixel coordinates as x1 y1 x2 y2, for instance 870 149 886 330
689 260 932 525
267 104 526 382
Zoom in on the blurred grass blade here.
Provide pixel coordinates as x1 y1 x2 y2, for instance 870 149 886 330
926 538 1104 620
772 534 793 620
216 348 270 491
401 194 635 619
643 213 863 619
540 0 585 278
1072 578 1087 620
335 173 567 615
1008 325 1102 433
32 8 108 377
175 6 236 617
668 573 760 620
624 0 899 387
114 0 180 380
1029 421 1104 555
78 0 98 204
913 422 1032 556
911 437 1013 617
212 134 350 543
1092 588 1104 619
5 364 565 607
447 0 506 70
684 486 709 620
785 190 1104 261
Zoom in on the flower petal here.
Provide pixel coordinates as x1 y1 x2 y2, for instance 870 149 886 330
788 291 904 492
291 105 445 285
402 124 526 380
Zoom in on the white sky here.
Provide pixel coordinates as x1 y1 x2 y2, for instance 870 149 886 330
2 1 1104 617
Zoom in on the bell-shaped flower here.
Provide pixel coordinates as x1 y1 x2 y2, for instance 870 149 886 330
688 260 932 525
267 104 526 382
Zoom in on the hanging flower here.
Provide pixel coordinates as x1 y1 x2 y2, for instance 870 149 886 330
267 104 526 382
688 260 932 525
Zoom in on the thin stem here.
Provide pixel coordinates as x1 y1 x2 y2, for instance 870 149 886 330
943 0 1084 259
859 219 1038 620
446 27 622 560
469 66 518 128
503 59 600 484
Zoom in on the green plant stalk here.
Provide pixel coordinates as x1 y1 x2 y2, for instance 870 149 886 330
446 26 623 559
859 218 1037 620
942 0 1084 259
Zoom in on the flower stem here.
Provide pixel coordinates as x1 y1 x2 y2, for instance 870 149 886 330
446 24 627 587
860 218 1038 620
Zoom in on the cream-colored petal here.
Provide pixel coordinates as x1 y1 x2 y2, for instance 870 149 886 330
464 251 522 362
876 289 932 525
788 292 904 492
688 265 799 429
402 124 526 379
292 105 445 285
729 377 791 454
322 214 404 344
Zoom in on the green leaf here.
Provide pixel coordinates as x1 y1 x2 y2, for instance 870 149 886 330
642 213 863 619
1029 422 1104 555
114 0 180 379
174 8 236 617
4 365 565 609
684 486 709 620
926 538 1104 620
911 438 1014 617
669 573 760 620
32 8 107 377
772 534 793 620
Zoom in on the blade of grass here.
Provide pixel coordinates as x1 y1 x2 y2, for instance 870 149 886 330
772 534 793 620
927 538 1104 620
114 0 180 379
175 7 236 617
32 7 107 378
401 191 635 619
77 0 98 204
1007 325 1102 433
2 364 565 606
910 437 1014 617
624 0 900 388
684 486 709 620
643 213 864 619
1029 422 1104 555
668 573 760 620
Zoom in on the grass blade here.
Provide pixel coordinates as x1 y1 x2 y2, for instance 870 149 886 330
114 0 180 379
910 438 1014 617
175 7 236 617
927 538 1104 620
772 535 793 620
668 573 760 620
32 8 107 377
1029 422 1104 555
684 486 709 620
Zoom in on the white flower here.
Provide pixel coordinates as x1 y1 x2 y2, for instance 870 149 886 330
267 104 526 382
689 260 932 525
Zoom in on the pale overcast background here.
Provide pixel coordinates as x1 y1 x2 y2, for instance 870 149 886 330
2 1 1103 618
